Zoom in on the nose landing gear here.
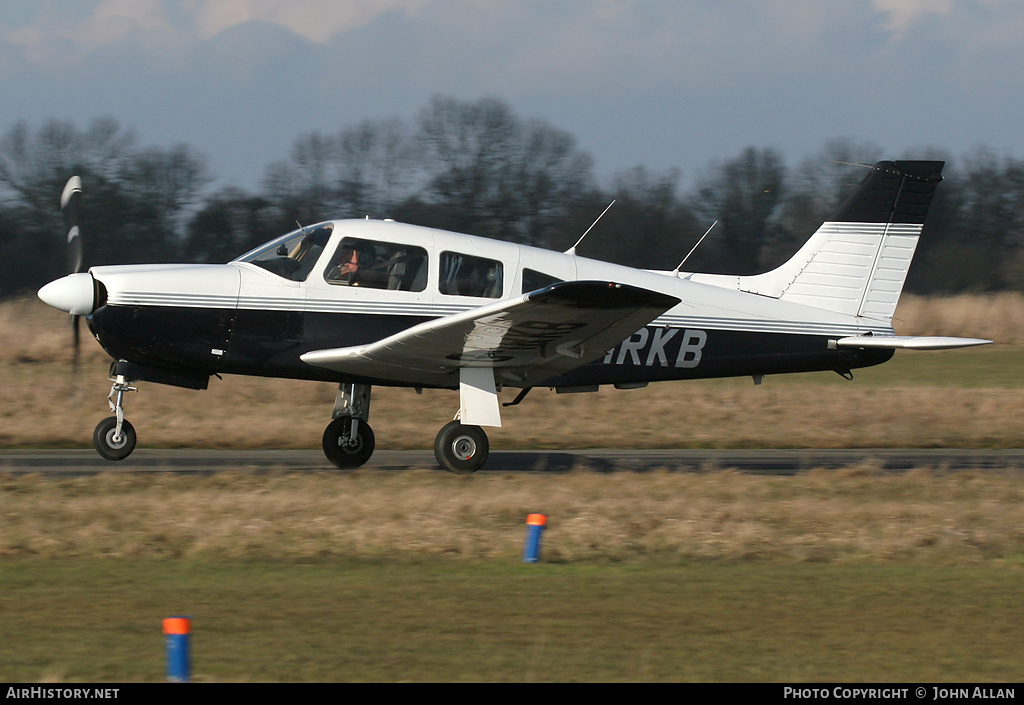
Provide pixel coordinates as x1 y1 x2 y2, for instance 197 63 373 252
93 374 137 461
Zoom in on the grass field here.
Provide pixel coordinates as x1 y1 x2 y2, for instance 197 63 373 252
2 294 1023 682
4 560 1024 682
3 468 1024 682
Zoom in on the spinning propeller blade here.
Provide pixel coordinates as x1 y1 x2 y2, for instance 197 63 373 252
60 176 84 369
61 176 83 274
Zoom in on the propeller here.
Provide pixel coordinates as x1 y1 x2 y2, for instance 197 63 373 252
60 175 84 369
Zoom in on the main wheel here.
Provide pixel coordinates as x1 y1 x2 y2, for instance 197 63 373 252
93 416 137 461
322 416 375 468
434 421 489 474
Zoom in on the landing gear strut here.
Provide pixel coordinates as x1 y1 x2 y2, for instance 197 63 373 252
93 374 137 461
322 383 375 468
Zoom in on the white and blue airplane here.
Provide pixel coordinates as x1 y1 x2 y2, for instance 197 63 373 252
37 160 990 471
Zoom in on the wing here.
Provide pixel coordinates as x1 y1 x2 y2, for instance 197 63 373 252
301 281 681 388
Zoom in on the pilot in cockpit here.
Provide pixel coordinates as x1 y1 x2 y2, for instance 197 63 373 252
327 243 382 287
335 246 360 281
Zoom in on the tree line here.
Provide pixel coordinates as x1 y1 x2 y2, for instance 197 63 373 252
3 95 1024 299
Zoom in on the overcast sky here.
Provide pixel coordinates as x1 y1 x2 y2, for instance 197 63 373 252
2 0 1023 190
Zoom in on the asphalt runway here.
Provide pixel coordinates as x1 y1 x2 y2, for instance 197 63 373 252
2 448 1023 475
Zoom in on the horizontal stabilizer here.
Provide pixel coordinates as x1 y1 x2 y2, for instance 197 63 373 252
835 335 992 350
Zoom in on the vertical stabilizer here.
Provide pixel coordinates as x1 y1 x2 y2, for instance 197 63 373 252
700 161 944 321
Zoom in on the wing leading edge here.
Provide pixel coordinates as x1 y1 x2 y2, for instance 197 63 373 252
301 281 681 390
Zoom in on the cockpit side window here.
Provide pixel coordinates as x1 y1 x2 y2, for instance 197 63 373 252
235 223 333 282
325 237 428 292
439 252 503 298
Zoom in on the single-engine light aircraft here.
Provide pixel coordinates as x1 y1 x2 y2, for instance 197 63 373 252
38 160 990 472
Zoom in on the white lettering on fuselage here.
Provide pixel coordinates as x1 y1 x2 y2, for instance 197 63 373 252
603 328 707 368
615 327 648 365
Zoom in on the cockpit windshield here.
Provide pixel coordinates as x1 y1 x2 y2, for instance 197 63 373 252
233 223 334 281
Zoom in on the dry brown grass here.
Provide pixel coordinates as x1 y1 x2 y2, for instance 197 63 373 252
893 292 1024 343
2 294 1022 450
3 467 1024 563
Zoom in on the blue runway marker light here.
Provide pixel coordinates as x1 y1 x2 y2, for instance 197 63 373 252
524 513 547 563
163 617 191 683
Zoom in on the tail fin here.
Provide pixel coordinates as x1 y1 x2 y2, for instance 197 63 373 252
700 160 944 321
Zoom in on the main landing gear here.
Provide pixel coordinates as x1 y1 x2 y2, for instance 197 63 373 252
87 375 494 473
93 374 138 461
319 382 490 473
322 383 375 468
433 420 489 474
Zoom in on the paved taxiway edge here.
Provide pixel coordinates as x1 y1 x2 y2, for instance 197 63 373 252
2 449 1023 475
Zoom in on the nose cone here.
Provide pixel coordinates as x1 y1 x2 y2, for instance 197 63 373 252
38 272 96 315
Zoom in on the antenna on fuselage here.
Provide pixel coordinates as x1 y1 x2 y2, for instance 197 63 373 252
565 200 615 256
671 221 717 276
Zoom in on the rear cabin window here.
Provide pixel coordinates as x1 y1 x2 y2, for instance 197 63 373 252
439 252 503 298
324 237 428 291
521 268 563 294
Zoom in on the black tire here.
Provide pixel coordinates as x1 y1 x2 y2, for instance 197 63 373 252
322 416 375 469
434 421 488 474
93 416 137 461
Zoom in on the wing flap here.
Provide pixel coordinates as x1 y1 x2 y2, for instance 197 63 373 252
301 281 680 388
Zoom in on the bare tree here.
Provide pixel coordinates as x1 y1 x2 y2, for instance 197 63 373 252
337 118 420 217
413 95 594 247
0 118 211 295
261 119 420 223
575 166 700 270
691 147 787 273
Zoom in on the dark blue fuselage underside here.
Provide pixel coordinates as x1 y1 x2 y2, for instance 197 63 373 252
88 304 893 389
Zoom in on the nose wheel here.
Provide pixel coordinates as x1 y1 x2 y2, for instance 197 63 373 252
434 421 489 474
93 416 137 461
93 374 138 461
